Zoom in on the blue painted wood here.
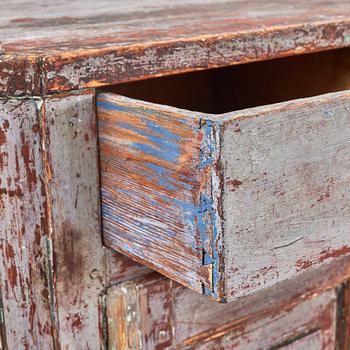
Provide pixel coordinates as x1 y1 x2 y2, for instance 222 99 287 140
97 93 223 298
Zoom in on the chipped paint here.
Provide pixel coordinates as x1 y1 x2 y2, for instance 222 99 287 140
107 271 340 349
222 90 350 301
198 119 223 299
0 90 150 348
3 2 350 96
98 92 214 294
0 97 54 348
100 88 350 303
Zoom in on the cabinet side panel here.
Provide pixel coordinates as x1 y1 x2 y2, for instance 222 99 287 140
222 91 350 300
0 98 55 348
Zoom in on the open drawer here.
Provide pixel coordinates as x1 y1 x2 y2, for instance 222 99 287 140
97 48 350 302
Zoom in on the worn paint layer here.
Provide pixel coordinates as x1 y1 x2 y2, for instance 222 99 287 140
2 1 350 95
106 270 342 349
0 91 151 349
99 89 350 302
40 90 150 348
0 98 55 348
222 90 350 300
98 92 222 296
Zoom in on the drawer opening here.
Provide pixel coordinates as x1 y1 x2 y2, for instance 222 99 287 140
100 47 350 114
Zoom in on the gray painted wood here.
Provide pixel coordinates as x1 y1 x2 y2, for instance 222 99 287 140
2 1 350 95
42 91 106 348
221 91 350 300
0 98 55 348
41 90 150 348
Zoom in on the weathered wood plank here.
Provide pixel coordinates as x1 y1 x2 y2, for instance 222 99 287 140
107 262 346 350
99 89 350 302
40 90 150 348
0 98 56 348
98 93 216 295
2 1 350 95
221 90 350 300
187 293 336 350
41 90 104 348
0 91 150 348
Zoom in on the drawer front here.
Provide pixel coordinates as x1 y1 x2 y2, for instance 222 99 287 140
98 90 350 302
106 273 338 350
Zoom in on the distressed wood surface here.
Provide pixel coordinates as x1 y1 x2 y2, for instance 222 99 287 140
40 90 150 349
42 91 107 349
0 91 150 349
98 93 216 296
2 1 350 95
221 90 350 300
99 89 350 302
0 98 56 348
107 263 348 350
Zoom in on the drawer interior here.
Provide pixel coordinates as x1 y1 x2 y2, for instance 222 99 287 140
101 47 350 113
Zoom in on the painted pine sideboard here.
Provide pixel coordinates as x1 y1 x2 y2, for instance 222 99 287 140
1 1 350 349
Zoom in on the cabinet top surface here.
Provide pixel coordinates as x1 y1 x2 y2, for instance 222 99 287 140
2 0 350 95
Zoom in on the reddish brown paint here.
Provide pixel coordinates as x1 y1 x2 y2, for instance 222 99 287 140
295 259 313 272
0 129 6 146
320 246 350 262
69 313 84 333
20 130 37 192
296 246 350 272
227 179 243 192
5 244 17 290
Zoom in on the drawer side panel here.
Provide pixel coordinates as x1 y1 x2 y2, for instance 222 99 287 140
222 91 350 300
98 93 221 295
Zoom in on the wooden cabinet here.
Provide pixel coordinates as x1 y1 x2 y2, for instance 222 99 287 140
1 0 350 349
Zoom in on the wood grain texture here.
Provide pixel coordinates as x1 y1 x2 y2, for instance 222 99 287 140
106 264 347 350
0 98 56 348
99 89 350 302
40 90 150 349
42 91 105 349
0 91 150 349
98 92 220 296
2 1 350 95
221 90 350 300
